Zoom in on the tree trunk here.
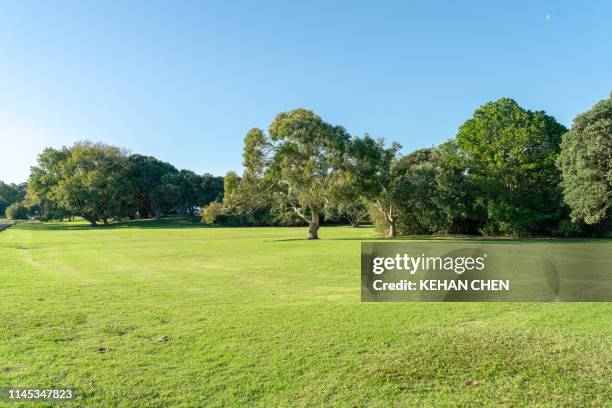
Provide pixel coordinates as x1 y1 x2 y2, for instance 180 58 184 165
307 211 320 240
84 216 98 226
388 218 396 237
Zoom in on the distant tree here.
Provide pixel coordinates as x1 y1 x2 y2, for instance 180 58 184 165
5 202 29 220
347 135 401 236
125 154 177 218
245 110 350 239
151 172 181 217
53 142 128 225
0 181 26 216
200 173 224 206
176 170 203 216
557 92 612 225
26 147 71 219
454 98 567 236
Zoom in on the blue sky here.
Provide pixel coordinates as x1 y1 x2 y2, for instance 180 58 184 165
1 0 611 183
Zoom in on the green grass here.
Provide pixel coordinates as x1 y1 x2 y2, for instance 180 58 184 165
0 219 610 407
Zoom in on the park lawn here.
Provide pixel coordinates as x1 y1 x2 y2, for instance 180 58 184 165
0 220 610 407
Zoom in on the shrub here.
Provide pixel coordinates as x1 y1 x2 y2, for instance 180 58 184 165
201 202 224 225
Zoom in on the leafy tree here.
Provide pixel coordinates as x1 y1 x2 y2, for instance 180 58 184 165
53 142 128 225
348 135 401 236
151 172 181 217
454 98 567 236
200 173 224 206
177 170 204 216
26 147 71 219
245 110 350 239
5 202 29 220
557 92 612 225
125 154 177 218
0 181 27 216
327 172 368 227
393 148 448 234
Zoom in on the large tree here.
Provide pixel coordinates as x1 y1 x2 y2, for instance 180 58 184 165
557 92 612 226
454 98 567 236
53 142 128 225
246 110 350 239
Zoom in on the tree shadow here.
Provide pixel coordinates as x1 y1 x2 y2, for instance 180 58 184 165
14 218 210 231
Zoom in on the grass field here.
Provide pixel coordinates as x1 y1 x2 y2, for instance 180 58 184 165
0 220 610 407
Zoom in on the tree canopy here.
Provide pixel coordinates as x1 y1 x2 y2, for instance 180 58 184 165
557 92 612 226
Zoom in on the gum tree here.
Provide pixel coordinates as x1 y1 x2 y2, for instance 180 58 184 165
244 109 350 239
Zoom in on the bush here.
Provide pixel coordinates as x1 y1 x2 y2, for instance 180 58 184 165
5 202 29 220
201 202 224 225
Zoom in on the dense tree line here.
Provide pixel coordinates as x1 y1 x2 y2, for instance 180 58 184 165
21 142 223 225
205 94 611 238
11 93 611 237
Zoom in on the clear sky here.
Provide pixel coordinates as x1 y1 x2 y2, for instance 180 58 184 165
0 0 611 184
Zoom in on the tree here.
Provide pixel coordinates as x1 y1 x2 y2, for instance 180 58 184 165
125 154 177 218
245 110 350 239
53 142 128 225
200 173 224 206
5 202 29 220
26 147 71 220
393 148 448 234
347 135 401 236
150 172 181 217
454 98 567 236
327 172 368 227
0 181 27 216
177 170 203 216
557 92 612 225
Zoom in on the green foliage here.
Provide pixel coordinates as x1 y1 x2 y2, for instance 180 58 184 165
453 98 568 236
557 92 612 225
201 201 224 225
347 135 401 236
229 109 351 238
200 173 224 205
26 143 225 224
5 202 29 220
0 181 27 216
393 148 449 234
53 142 128 225
124 154 178 218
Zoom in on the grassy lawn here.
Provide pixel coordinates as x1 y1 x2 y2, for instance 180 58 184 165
0 220 610 407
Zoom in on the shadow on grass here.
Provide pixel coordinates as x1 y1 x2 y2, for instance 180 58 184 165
12 219 612 243
15 217 210 231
